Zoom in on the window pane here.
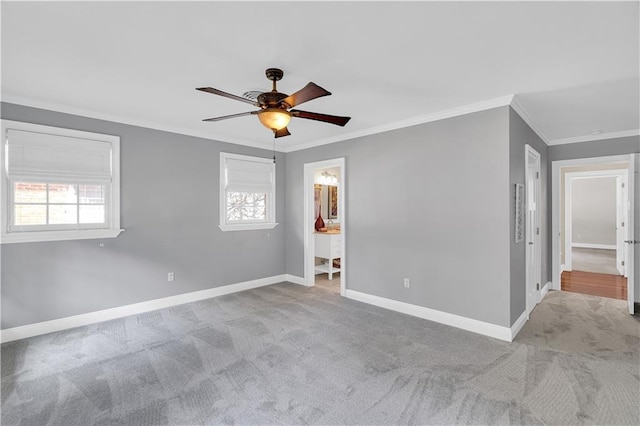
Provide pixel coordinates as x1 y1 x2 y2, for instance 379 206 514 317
14 182 47 203
79 205 105 224
79 185 105 204
226 192 267 221
49 205 77 224
14 204 46 226
49 184 78 203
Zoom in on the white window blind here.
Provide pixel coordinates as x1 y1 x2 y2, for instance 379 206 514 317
6 129 112 182
225 158 274 193
219 152 277 231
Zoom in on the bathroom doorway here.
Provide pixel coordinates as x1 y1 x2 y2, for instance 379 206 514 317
303 158 346 296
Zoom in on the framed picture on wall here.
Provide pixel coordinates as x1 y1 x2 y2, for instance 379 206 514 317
328 185 338 219
515 183 524 243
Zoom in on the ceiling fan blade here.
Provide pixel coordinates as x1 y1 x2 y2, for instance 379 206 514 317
274 127 291 138
203 111 257 122
280 82 331 108
196 87 259 106
291 110 351 127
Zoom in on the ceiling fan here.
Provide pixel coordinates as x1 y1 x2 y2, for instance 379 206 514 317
196 68 351 138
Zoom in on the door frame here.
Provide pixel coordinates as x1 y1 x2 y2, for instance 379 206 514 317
525 144 542 316
303 157 346 296
551 154 635 314
563 169 627 274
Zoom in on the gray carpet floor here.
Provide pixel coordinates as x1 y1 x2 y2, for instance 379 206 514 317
2 279 639 425
571 248 619 275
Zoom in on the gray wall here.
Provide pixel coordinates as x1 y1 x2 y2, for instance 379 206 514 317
571 177 617 246
1 103 286 329
549 136 639 161
5 99 634 331
286 107 513 327
548 136 640 302
508 109 549 325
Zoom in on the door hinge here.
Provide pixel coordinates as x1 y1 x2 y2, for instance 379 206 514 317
536 283 540 291
536 171 539 179
622 182 625 188
622 221 625 227
536 227 540 235
622 260 625 266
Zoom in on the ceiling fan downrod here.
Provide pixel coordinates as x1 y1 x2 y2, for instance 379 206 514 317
265 68 284 92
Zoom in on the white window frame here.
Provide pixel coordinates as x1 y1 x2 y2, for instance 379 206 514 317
1 120 124 244
219 152 277 232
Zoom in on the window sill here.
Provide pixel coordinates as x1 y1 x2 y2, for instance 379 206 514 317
1 228 124 244
218 223 278 232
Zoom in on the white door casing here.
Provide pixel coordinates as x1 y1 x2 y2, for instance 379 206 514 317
564 174 573 272
525 144 541 315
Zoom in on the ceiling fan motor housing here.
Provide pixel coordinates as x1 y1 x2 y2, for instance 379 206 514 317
258 91 289 109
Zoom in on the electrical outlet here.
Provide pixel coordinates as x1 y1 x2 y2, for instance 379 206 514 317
168 272 175 282
403 278 410 288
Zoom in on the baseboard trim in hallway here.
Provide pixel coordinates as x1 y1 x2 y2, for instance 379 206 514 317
0 274 290 343
344 289 515 342
540 281 550 300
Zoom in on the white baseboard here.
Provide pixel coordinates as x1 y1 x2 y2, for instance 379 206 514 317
540 281 550 300
0 274 287 343
511 281 552 340
571 243 616 250
344 289 513 342
560 263 566 273
284 274 309 286
510 310 528 340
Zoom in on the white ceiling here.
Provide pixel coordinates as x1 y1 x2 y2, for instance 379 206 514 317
2 1 638 152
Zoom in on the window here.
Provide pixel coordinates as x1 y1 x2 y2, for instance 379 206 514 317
219 152 277 231
1 120 123 243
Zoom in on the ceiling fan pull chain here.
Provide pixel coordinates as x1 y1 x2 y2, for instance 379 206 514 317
272 133 276 164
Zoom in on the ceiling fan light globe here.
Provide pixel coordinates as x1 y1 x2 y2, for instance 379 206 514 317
258 109 291 131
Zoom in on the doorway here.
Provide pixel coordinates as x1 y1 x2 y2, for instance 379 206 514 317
552 154 635 313
303 158 346 296
563 170 628 276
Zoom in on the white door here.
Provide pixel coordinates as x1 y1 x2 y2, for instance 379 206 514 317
525 145 541 315
625 154 636 314
616 175 627 275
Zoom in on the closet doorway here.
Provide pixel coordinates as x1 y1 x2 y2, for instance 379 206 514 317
303 158 346 296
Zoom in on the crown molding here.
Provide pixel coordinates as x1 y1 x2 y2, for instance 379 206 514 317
282 95 515 152
0 94 285 153
7 92 635 153
509 95 551 145
548 129 640 146
3 93 515 154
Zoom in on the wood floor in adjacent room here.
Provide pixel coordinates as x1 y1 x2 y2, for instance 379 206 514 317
563 247 627 301
561 270 627 300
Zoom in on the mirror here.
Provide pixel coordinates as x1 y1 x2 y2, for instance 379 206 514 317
314 184 339 224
